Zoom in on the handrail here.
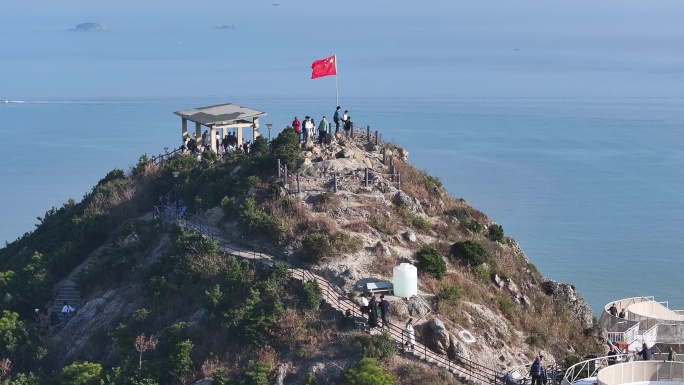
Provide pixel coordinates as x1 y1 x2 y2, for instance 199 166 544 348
561 354 631 385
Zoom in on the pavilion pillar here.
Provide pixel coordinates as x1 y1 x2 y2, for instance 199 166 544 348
236 127 243 149
195 122 202 141
252 117 260 141
210 127 217 153
181 118 188 140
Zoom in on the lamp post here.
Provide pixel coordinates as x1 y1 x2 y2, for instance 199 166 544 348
172 171 179 211
266 123 273 142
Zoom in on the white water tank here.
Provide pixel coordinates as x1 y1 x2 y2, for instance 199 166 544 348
393 263 418 297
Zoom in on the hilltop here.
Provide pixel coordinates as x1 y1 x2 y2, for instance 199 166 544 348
0 127 601 384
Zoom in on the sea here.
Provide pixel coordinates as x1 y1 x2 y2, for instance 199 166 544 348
2 0 683 316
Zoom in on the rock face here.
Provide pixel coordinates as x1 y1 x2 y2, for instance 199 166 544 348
425 318 471 361
72 23 106 31
541 279 594 327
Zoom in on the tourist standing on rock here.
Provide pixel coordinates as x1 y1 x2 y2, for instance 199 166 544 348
302 117 311 143
609 303 618 317
318 116 329 145
404 318 415 350
61 301 75 324
333 106 342 133
530 355 544 385
292 117 301 138
343 115 353 138
379 294 391 328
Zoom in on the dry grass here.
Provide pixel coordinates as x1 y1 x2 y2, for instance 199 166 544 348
344 219 370 233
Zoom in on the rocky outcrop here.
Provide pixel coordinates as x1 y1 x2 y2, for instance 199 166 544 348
541 279 593 327
425 318 471 361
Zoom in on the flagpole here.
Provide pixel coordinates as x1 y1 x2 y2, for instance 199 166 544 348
335 55 339 107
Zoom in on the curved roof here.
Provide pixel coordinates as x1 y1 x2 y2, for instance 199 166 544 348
174 103 266 126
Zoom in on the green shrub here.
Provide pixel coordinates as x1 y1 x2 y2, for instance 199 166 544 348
529 333 542 347
243 360 272 385
302 280 323 310
415 245 446 280
411 216 431 231
220 196 236 218
301 233 334 263
369 215 397 235
497 296 517 321
238 198 286 244
343 358 395 385
473 264 491 281
304 372 318 385
450 240 491 266
465 220 483 234
439 285 462 307
488 224 505 243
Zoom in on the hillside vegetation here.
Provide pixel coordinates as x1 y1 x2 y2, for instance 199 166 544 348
0 128 601 384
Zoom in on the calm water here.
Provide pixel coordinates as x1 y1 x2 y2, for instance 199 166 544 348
2 1 683 314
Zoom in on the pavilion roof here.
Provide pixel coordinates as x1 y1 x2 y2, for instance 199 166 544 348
174 103 266 126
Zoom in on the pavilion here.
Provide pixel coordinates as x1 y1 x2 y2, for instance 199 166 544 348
174 103 267 152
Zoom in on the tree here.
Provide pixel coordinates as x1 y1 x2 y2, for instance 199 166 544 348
302 280 323 310
343 358 395 385
135 334 158 373
169 340 193 382
60 361 103 385
270 127 300 170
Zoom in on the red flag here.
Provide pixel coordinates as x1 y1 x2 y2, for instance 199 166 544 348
311 55 337 79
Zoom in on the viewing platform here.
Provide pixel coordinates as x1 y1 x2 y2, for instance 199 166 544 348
599 297 684 353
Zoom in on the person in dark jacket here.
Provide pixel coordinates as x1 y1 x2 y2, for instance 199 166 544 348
609 303 618 317
343 115 353 138
530 355 544 385
379 294 391 328
607 346 618 365
637 343 653 360
368 295 378 328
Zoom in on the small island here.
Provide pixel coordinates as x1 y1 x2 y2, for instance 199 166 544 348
70 23 107 32
212 24 236 30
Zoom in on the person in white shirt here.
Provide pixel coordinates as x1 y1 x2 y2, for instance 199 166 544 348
61 301 75 324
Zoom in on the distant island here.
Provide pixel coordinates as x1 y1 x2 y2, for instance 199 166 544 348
70 23 107 32
212 24 236 30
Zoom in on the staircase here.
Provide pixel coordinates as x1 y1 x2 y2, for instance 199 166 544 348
48 243 117 316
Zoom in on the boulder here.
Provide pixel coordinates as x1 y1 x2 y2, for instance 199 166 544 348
393 191 423 213
204 207 224 227
541 279 593 327
336 148 356 159
492 274 504 289
402 230 417 243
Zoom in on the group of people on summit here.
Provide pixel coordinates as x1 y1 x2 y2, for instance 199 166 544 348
292 106 353 146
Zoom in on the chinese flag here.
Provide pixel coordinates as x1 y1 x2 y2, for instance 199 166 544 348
311 55 337 79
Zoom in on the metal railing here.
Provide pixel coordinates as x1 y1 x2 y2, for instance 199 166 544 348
597 361 684 385
561 354 631 385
